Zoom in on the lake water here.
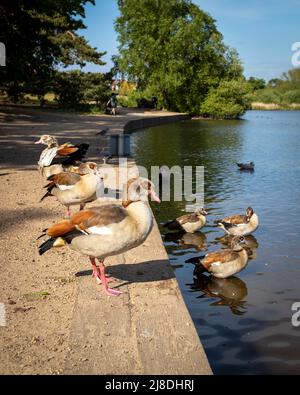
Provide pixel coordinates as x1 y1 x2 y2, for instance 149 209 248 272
131 110 300 374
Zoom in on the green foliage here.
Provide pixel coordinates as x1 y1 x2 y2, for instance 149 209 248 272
250 88 281 104
53 71 86 109
282 89 300 104
0 0 105 101
200 79 251 119
247 77 266 92
52 70 112 110
118 90 144 107
83 72 112 109
115 0 245 117
249 68 300 106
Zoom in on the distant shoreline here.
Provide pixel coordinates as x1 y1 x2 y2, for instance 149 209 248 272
251 102 300 111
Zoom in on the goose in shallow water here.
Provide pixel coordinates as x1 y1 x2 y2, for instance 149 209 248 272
217 234 259 260
163 208 207 233
215 207 259 236
186 236 249 279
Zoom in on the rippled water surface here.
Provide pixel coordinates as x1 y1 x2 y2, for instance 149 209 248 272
131 111 300 374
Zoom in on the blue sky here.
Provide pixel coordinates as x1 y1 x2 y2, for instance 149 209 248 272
79 0 300 81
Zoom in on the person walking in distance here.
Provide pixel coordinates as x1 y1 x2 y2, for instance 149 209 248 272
107 93 118 115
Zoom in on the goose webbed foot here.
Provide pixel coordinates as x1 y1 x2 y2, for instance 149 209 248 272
98 259 123 297
90 258 120 292
65 206 71 217
104 287 123 296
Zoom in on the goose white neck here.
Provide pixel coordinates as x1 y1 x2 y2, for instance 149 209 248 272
250 213 259 227
126 201 153 239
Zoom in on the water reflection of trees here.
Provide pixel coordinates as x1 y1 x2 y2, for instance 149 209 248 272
132 119 244 223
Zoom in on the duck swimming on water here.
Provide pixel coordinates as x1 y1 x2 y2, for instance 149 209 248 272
236 162 255 171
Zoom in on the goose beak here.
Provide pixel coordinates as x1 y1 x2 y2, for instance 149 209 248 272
35 138 43 144
150 190 161 203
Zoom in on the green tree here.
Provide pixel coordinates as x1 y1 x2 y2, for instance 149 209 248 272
247 77 266 91
52 70 87 109
52 70 112 110
83 72 112 109
249 68 300 106
115 0 245 115
200 79 251 119
0 0 105 102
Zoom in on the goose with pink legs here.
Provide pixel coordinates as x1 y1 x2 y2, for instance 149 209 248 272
38 177 161 296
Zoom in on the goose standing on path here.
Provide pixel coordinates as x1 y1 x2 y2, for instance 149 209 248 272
215 207 259 236
40 163 104 217
38 177 161 296
163 208 208 233
186 236 249 279
35 134 89 177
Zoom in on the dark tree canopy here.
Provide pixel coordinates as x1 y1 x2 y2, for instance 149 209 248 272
0 0 105 101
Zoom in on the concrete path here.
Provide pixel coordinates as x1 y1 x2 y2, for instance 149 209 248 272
0 105 211 375
64 164 211 375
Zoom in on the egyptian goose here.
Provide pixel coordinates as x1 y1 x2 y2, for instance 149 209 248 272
70 162 98 175
35 134 89 177
40 163 104 217
38 177 161 296
186 236 248 279
217 234 259 259
163 208 207 233
215 207 259 236
236 162 255 171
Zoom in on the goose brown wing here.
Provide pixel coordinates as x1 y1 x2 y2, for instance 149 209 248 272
73 205 128 233
222 214 248 225
201 250 239 269
177 212 199 225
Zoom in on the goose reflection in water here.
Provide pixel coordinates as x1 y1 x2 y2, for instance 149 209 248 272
163 231 207 251
214 234 259 260
189 273 248 316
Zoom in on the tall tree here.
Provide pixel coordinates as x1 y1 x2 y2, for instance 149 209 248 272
115 0 244 114
0 0 105 101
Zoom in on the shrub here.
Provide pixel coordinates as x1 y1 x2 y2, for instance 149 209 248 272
251 88 282 104
200 79 251 119
282 89 300 104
